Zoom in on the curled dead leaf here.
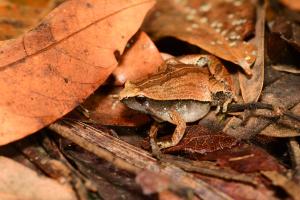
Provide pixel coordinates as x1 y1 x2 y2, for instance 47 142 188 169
144 0 257 74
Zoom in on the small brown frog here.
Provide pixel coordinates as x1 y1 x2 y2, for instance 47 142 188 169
119 55 235 149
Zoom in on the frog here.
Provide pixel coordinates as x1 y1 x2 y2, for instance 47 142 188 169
119 55 235 149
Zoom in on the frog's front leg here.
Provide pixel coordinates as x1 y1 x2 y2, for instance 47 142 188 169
157 110 186 149
149 122 162 157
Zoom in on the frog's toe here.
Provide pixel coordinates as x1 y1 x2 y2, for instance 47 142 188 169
222 99 231 113
157 141 174 149
215 105 221 113
150 138 162 158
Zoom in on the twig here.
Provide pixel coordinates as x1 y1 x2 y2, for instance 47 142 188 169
49 119 233 200
160 155 258 186
227 103 300 122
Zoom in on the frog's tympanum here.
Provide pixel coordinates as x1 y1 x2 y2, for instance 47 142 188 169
119 55 235 149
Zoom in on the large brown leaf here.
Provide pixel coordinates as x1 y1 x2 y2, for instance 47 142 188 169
0 0 155 145
144 0 257 75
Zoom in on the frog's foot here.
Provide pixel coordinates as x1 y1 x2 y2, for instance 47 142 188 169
157 110 186 149
222 98 232 113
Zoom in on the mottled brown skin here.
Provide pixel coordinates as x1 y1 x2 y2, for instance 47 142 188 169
119 55 234 149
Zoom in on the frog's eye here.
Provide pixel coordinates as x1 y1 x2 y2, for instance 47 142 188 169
135 96 146 104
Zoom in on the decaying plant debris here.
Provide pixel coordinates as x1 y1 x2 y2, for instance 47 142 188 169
0 0 300 200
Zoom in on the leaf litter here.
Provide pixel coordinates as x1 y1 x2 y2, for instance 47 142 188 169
1 0 300 200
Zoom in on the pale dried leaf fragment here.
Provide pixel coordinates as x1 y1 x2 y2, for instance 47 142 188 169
272 65 300 74
0 156 76 200
239 2 265 103
0 0 155 145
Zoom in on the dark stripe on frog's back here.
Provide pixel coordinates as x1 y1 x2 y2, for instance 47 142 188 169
133 64 210 89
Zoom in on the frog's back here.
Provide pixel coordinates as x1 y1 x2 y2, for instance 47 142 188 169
122 64 213 102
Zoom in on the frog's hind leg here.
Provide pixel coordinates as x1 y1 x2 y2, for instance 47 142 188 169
157 110 186 149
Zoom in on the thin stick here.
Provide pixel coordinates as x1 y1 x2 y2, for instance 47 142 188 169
49 120 233 200
227 103 300 122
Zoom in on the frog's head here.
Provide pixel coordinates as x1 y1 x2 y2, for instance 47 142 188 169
119 81 149 113
119 81 140 100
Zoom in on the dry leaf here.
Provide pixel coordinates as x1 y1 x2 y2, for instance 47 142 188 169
280 0 300 11
113 31 164 85
225 74 300 139
197 174 277 200
260 103 300 137
0 0 61 40
163 125 238 155
0 156 76 200
0 0 155 145
271 16 300 53
80 87 150 126
136 170 171 194
262 171 300 200
216 144 285 173
144 0 257 74
239 2 265 103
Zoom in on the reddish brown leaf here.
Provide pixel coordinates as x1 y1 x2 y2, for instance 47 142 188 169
0 156 76 200
144 0 257 74
196 174 276 200
163 125 238 155
80 87 150 126
216 144 285 173
0 0 155 145
113 31 164 85
136 170 171 194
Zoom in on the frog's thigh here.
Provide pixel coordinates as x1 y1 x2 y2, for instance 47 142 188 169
157 110 186 149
